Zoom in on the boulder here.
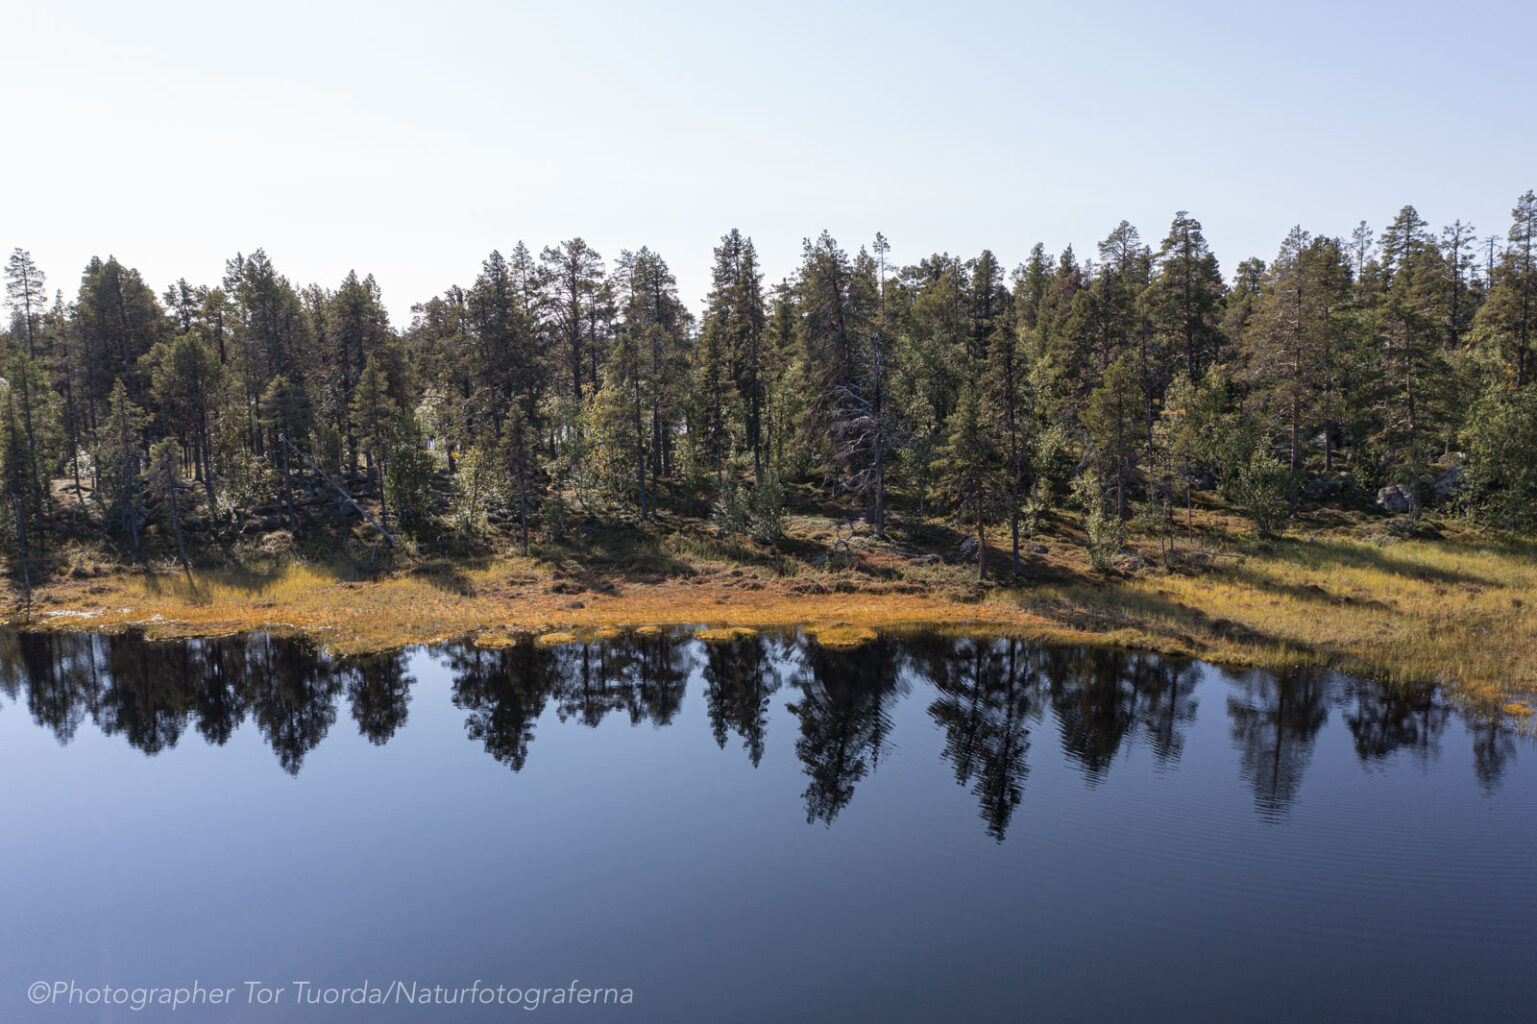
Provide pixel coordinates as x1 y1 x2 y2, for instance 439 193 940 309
1188 468 1218 491
1304 473 1353 502
1026 544 1048 555
1375 483 1417 514
1432 465 1465 504
957 537 979 559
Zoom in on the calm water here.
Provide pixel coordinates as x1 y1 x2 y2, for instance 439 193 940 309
0 629 1532 1023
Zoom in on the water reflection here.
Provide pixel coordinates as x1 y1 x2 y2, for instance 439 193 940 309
702 634 784 767
0 629 1528 834
1225 667 1334 822
786 637 901 825
923 637 1038 841
1343 678 1449 770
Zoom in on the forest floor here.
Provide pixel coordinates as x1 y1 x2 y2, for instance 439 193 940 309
3 489 1536 708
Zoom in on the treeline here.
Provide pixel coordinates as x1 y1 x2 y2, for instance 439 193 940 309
3 194 1536 584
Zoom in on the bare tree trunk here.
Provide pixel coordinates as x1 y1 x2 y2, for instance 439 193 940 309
976 510 987 582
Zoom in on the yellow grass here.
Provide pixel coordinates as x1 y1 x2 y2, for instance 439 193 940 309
803 625 879 649
6 518 1536 704
697 626 759 643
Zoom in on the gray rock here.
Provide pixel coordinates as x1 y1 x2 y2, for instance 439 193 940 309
1375 483 1417 514
957 537 980 559
1026 544 1048 555
1432 465 1465 504
1304 473 1353 501
1188 468 1217 491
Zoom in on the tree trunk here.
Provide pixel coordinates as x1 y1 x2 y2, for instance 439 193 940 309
976 510 986 582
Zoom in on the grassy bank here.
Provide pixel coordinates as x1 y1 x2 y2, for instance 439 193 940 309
5 503 1535 706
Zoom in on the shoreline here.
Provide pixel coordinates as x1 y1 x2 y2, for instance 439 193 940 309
6 534 1536 707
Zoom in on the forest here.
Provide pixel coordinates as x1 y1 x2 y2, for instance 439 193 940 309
2 194 1536 600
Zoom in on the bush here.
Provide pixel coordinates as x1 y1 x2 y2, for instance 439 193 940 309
541 494 571 544
1020 478 1052 537
384 440 435 530
1234 449 1289 539
748 473 786 543
710 481 751 536
1071 469 1124 572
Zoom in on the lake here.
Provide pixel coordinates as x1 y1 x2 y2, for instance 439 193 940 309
0 629 1532 1023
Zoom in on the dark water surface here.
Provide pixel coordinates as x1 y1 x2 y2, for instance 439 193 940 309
0 629 1532 1023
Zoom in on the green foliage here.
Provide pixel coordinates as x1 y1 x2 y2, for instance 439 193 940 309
710 480 752 537
449 444 496 539
1233 449 1290 539
1070 468 1123 572
1460 385 1537 529
541 494 571 544
96 381 147 543
383 431 435 532
748 472 786 544
11 200 1537 576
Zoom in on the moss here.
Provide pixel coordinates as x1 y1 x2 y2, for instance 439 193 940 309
806 624 878 649
696 626 758 643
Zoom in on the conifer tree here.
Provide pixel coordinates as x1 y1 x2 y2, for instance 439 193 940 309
98 380 147 547
936 385 999 580
5 249 47 360
1141 212 1226 380
1474 190 1537 386
984 313 1029 572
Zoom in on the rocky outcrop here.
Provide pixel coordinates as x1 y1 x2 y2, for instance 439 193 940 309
1376 483 1417 514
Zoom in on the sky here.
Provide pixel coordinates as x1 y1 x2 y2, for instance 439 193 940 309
6 0 1534 325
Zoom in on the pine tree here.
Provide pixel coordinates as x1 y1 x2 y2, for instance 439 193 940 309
615 247 689 487
0 385 35 602
1377 238 1451 479
1241 227 1350 510
1141 211 1226 380
1474 190 1537 387
325 270 393 477
984 313 1029 573
5 249 47 359
147 331 223 509
829 241 894 534
500 402 542 555
541 239 605 401
1082 351 1144 519
1379 205 1431 284
260 375 311 533
145 438 190 569
71 256 166 423
97 380 147 547
936 385 999 580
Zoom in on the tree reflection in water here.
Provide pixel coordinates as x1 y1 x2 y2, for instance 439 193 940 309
786 637 900 826
0 628 1526 834
1343 678 1449 770
702 633 785 767
448 641 555 772
922 637 1038 841
1225 667 1336 822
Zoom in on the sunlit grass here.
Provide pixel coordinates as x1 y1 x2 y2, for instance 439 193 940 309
7 509 1535 701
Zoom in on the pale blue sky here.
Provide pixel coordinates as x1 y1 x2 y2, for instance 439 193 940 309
7 0 1533 323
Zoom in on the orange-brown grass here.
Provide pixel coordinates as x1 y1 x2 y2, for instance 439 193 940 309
6 555 1038 656
6 512 1536 702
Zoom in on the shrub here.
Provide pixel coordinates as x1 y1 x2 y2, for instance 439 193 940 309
1234 449 1289 539
748 473 786 543
1071 469 1123 572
